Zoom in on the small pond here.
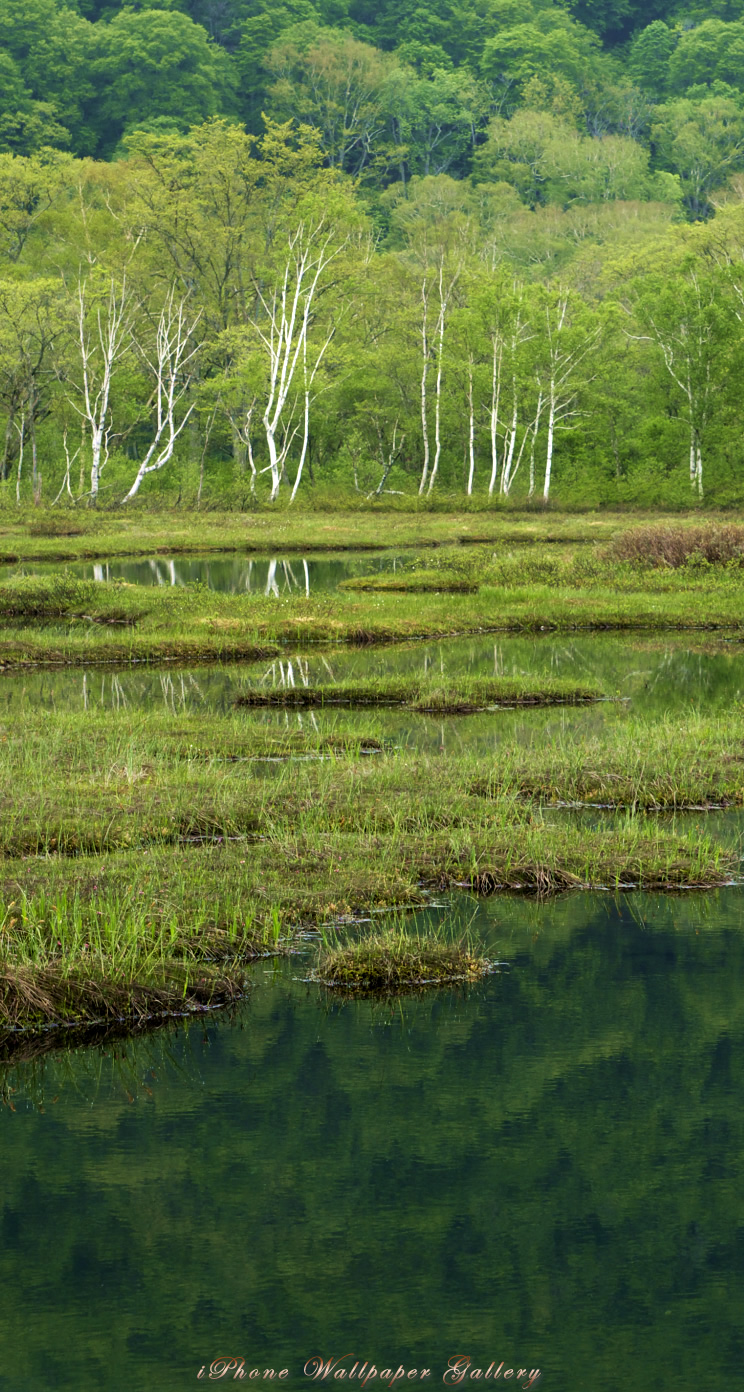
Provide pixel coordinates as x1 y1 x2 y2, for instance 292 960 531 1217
0 551 410 594
1 633 743 757
1 888 742 1391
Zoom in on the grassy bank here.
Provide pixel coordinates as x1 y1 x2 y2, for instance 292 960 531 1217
0 885 273 1032
0 509 674 565
475 711 744 809
0 711 736 882
7 705 744 809
4 706 744 845
4 525 744 1027
0 959 245 1032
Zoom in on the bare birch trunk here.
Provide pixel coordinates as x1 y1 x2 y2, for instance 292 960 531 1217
419 280 430 495
528 391 543 498
53 428 79 505
15 411 24 506
29 399 39 504
543 379 556 502
427 303 445 494
123 294 201 502
256 221 345 502
1 406 15 483
488 339 502 496
69 277 134 502
290 337 310 504
466 357 475 496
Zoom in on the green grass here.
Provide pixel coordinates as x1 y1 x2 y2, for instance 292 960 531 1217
5 559 744 671
0 958 244 1032
0 715 735 892
310 922 493 991
11 704 744 810
0 507 665 566
338 540 744 597
473 710 744 810
0 817 734 975
234 674 607 711
0 886 275 1031
3 527 744 1028
340 569 478 593
0 698 739 1025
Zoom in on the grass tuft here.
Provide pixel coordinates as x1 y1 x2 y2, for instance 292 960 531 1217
310 925 494 992
340 569 478 594
234 675 606 712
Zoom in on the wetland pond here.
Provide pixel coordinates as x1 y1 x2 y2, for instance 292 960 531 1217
0 551 408 594
3 612 744 1390
3 631 744 757
2 889 743 1392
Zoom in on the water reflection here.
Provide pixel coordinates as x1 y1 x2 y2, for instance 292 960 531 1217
1 551 406 594
1 632 743 746
1 890 743 1390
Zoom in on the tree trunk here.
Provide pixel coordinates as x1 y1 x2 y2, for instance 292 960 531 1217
419 282 430 495
488 339 501 496
529 392 543 498
427 280 447 495
290 367 310 504
692 432 703 497
265 426 281 502
90 424 103 502
15 412 24 506
543 381 556 502
1 406 15 483
500 383 518 496
29 401 40 505
466 358 475 496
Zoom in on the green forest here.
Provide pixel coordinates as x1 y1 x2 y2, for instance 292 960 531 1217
3 0 744 506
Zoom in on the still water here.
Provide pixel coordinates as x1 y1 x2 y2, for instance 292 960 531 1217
1 633 743 757
1 889 742 1391
0 551 406 594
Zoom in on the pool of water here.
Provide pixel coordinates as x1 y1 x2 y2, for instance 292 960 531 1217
0 551 409 594
2 888 742 1391
1 634 743 759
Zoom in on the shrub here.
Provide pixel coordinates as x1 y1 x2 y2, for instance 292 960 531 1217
609 523 744 568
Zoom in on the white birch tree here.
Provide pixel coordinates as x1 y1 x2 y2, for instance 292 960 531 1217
122 291 202 502
418 254 462 494
252 217 348 502
66 275 136 502
626 268 728 500
536 290 600 502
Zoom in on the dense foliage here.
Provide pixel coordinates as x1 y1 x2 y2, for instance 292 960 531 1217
3 1 744 505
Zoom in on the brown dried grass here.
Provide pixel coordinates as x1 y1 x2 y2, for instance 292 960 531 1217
610 523 744 568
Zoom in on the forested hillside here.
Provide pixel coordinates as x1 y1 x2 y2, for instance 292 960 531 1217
3 0 744 506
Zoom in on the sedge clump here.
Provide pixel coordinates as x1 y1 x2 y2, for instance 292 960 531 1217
310 926 495 993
